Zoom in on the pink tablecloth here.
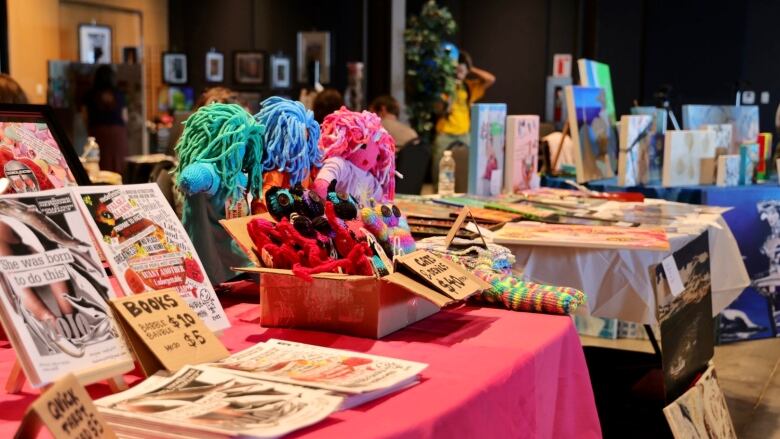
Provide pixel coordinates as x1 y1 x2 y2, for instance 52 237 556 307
0 304 601 439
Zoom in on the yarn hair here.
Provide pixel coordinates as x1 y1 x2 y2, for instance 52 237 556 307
174 103 265 205
319 106 396 198
256 96 321 184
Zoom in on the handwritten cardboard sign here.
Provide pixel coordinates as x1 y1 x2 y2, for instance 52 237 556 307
110 289 229 376
17 373 116 439
395 250 491 301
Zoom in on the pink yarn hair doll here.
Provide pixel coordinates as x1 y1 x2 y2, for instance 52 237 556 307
313 107 396 206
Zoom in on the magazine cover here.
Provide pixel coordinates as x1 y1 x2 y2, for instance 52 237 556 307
0 189 132 386
682 105 759 153
618 114 653 186
630 106 667 183
0 120 80 192
211 339 428 394
468 103 507 196
565 85 617 183
96 365 342 439
663 364 736 439
493 222 669 251
662 130 717 187
74 184 229 332
652 231 713 402
504 115 540 193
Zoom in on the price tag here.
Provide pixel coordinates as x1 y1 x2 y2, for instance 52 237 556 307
110 289 229 376
661 255 686 297
17 373 116 439
395 250 491 301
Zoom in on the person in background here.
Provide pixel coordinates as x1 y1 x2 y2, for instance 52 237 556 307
312 88 345 124
83 65 129 174
432 51 495 184
369 95 418 152
0 74 28 104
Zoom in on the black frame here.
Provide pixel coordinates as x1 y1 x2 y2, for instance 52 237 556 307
233 51 266 85
0 104 91 186
205 51 224 83
162 52 188 85
77 23 113 64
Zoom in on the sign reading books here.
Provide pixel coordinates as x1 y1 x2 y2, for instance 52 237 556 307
110 289 229 376
395 250 490 301
17 373 116 439
74 184 230 332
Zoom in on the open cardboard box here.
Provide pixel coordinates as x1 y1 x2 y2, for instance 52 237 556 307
221 215 478 338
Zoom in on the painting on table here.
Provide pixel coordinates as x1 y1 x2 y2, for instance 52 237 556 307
565 86 617 183
662 130 717 187
504 115 540 192
682 105 759 153
618 114 653 186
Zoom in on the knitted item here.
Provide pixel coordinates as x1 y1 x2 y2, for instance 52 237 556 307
360 204 415 257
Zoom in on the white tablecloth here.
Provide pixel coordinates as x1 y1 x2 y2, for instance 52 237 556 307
507 217 749 325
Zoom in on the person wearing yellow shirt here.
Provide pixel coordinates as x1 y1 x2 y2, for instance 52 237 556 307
433 51 495 184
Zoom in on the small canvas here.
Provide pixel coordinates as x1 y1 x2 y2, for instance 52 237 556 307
703 124 733 184
574 315 618 339
545 76 571 130
662 130 717 187
739 143 760 185
577 59 616 124
504 115 540 193
565 85 617 183
716 155 739 187
756 133 773 182
618 115 653 186
663 364 736 439
682 105 759 153
468 104 507 196
631 106 667 183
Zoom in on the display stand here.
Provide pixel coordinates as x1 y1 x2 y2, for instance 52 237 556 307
3 358 127 394
549 117 570 174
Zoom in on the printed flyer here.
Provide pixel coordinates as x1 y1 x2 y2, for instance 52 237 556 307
0 189 132 386
74 183 229 332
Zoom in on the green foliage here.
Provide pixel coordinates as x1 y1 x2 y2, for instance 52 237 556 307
405 0 457 142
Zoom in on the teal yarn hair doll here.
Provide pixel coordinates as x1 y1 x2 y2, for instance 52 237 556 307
173 103 265 284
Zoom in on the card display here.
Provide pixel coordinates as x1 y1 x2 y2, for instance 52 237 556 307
468 103 507 196
618 114 653 186
662 130 717 186
504 115 540 192
0 189 132 386
74 184 229 332
565 85 616 183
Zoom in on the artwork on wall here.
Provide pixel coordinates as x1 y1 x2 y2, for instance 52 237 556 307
297 31 331 84
565 85 616 183
662 130 717 186
234 51 265 85
468 103 506 196
205 51 224 83
162 52 188 85
78 24 112 64
270 54 291 89
618 114 653 186
682 105 759 153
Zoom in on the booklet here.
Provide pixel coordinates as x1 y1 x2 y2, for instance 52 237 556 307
74 184 230 332
96 364 342 439
0 189 133 386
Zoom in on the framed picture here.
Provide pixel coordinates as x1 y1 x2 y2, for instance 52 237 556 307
0 104 90 190
162 52 188 85
297 31 331 84
270 54 291 89
205 51 224 83
78 24 112 64
234 51 265 85
122 46 139 64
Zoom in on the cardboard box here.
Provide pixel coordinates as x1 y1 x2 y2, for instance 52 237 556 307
222 215 465 339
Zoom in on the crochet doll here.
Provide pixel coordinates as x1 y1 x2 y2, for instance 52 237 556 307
174 103 264 284
255 96 321 212
360 203 415 257
313 107 396 206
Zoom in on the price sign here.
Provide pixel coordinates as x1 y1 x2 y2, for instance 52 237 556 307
395 250 491 301
110 289 229 376
17 373 116 439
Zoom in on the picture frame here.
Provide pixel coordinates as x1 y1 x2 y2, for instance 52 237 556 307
233 51 265 85
205 51 224 83
270 54 291 89
297 31 331 84
162 52 188 85
122 46 139 64
0 104 91 188
78 24 112 64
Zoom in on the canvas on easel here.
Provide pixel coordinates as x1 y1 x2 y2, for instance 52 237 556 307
565 85 616 183
0 189 133 391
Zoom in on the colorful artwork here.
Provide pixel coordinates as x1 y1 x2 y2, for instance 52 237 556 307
0 121 77 193
663 365 737 439
565 86 616 183
739 143 759 185
504 115 540 193
545 76 571 130
577 59 616 124
756 133 773 182
618 115 653 186
631 106 667 183
662 130 717 187
468 104 507 196
682 105 759 153
716 155 739 187
493 222 670 251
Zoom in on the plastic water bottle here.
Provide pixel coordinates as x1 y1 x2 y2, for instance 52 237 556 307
438 150 456 195
81 136 100 179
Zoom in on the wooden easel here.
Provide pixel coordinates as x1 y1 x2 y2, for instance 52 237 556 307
547 117 570 175
5 359 128 394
